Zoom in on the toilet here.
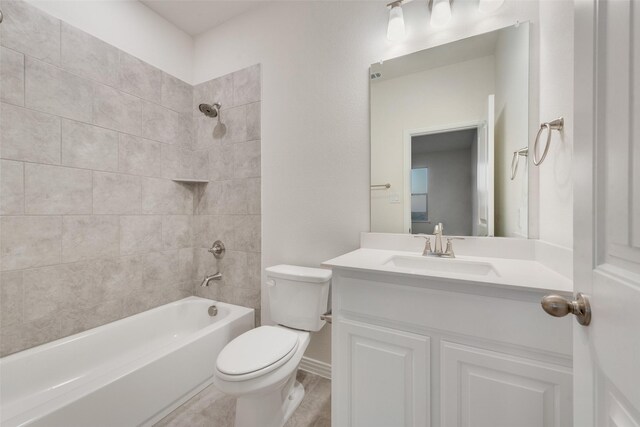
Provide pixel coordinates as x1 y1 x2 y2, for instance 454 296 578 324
213 265 332 427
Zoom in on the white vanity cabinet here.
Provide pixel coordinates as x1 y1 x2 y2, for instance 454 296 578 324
330 268 573 427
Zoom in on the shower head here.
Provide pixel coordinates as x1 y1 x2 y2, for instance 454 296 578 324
199 103 221 118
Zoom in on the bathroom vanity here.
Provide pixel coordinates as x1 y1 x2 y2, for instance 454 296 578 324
324 233 573 427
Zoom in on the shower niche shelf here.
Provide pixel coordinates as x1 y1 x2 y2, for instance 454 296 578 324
172 178 210 184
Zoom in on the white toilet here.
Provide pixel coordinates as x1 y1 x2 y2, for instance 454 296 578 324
213 265 332 427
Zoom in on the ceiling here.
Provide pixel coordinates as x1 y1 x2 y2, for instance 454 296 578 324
140 0 265 36
412 128 477 154
371 28 501 82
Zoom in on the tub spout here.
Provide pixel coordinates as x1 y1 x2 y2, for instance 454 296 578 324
201 272 222 287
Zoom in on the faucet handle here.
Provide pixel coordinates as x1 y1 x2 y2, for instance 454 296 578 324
444 237 464 258
414 234 432 256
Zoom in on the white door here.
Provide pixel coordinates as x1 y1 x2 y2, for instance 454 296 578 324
477 95 495 236
571 0 640 425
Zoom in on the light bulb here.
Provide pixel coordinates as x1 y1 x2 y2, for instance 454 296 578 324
430 0 451 28
478 0 505 13
387 4 406 42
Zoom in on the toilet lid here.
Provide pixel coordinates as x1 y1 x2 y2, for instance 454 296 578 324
216 326 299 376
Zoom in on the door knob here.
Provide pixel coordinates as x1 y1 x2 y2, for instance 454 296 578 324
541 293 591 326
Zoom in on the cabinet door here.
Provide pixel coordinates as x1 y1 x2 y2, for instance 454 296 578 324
441 341 572 427
334 319 430 427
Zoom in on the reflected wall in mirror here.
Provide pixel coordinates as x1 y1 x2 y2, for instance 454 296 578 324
370 23 530 237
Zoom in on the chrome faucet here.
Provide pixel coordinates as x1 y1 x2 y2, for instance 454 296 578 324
200 272 222 287
433 223 444 255
415 223 461 258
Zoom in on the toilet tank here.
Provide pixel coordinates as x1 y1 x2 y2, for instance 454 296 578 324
265 265 331 331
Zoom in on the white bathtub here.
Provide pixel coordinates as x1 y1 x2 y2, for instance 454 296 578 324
0 296 254 427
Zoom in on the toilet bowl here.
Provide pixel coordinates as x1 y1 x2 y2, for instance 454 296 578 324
213 265 331 427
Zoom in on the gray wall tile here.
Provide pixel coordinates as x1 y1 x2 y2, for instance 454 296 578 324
61 119 119 171
141 178 193 214
246 102 261 140
62 215 119 263
234 215 261 253
142 101 192 146
233 64 260 105
222 180 249 214
194 181 221 215
61 22 119 86
0 47 24 105
0 313 62 356
93 255 144 299
142 250 181 290
194 115 215 151
161 145 195 179
0 270 23 326
195 106 245 149
220 105 246 145
25 57 93 122
93 171 141 214
93 84 142 135
162 215 193 249
118 134 162 178
25 163 92 214
23 263 83 322
247 252 261 290
161 72 193 114
206 144 234 181
192 152 209 181
234 140 261 179
0 103 61 164
118 52 162 103
58 298 124 337
0 0 60 65
1 215 61 271
120 215 162 255
0 159 24 215
246 178 261 215
193 73 233 114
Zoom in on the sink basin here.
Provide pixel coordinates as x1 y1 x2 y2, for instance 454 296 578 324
383 255 499 277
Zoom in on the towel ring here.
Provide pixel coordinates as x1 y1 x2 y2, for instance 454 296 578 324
533 117 564 166
511 147 528 180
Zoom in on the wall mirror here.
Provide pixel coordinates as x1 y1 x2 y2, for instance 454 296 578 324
370 23 530 237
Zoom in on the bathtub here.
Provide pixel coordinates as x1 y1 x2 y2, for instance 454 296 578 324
0 296 254 427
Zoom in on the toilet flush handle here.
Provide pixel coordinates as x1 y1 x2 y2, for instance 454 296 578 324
266 279 276 288
320 309 332 324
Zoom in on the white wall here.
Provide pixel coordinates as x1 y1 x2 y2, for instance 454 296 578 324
371 56 494 233
537 0 573 249
191 0 575 365
25 0 194 83
494 24 530 237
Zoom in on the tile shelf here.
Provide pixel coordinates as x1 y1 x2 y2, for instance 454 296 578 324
172 178 209 184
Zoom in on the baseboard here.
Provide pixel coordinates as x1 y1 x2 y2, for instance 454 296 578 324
299 356 331 380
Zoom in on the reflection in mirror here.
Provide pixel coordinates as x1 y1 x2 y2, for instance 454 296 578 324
370 23 529 238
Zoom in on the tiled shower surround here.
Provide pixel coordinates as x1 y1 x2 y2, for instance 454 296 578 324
0 0 261 356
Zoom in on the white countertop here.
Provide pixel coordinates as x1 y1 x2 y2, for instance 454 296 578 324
322 247 573 295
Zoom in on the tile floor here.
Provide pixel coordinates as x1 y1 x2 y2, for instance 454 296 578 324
154 371 331 427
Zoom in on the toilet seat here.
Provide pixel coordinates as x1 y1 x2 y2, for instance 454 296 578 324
216 326 299 382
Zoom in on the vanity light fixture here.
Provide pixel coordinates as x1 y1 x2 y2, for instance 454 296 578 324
478 0 505 13
430 0 452 28
387 0 406 42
